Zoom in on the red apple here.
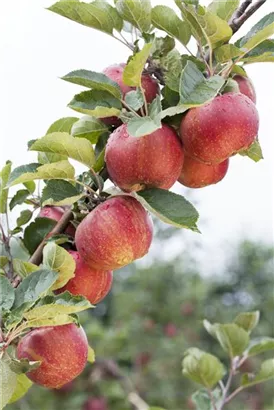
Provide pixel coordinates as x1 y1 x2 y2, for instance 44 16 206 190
55 251 113 304
178 153 229 188
105 123 184 192
75 196 153 271
180 93 259 164
38 206 75 237
233 75 256 103
17 324 88 388
83 397 108 410
164 323 177 338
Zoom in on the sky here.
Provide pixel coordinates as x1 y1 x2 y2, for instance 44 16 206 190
0 0 273 275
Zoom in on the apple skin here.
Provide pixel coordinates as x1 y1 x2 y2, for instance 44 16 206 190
38 206 75 237
180 93 259 164
55 251 113 304
178 153 229 188
75 196 153 271
83 398 108 410
105 123 184 192
233 75 256 103
17 324 88 389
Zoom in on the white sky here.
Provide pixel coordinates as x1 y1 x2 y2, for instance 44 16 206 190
0 0 273 274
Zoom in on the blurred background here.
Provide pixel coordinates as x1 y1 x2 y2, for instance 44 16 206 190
1 0 274 409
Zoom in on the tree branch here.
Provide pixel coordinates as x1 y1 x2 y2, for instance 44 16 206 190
229 0 267 33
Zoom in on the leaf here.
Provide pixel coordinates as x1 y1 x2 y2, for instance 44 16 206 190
23 181 36 194
93 148 106 173
9 190 30 211
41 180 83 206
46 117 78 134
124 89 145 111
237 13 274 54
151 35 176 59
179 61 225 105
241 39 274 63
16 210 32 228
88 345 96 363
62 69 122 99
9 358 40 375
91 0 123 32
0 360 17 410
116 0 152 33
241 359 274 388
8 374 32 404
214 323 250 357
182 348 225 388
151 5 191 46
234 311 260 333
214 44 241 63
0 161 12 213
30 133 95 168
26 314 75 328
160 49 183 92
14 269 59 308
192 388 222 410
48 1 116 35
13 260 39 279
127 96 162 137
0 257 8 269
23 217 57 254
123 43 153 87
137 188 199 232
207 0 239 21
246 337 274 357
8 161 75 187
71 116 109 144
68 89 122 118
239 140 263 162
42 242 76 290
0 276 15 311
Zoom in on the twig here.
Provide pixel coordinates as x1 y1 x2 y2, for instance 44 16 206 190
218 358 238 410
225 386 245 404
207 388 218 410
229 0 267 33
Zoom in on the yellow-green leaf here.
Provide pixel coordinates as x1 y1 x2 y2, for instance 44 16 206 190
0 161 12 213
9 374 32 404
123 43 153 87
13 259 39 279
88 345 96 364
0 360 17 410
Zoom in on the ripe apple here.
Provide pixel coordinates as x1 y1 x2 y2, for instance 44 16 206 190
17 324 88 388
38 206 75 237
105 123 184 192
83 397 108 410
55 251 113 304
178 153 229 188
180 93 259 164
164 323 177 338
75 196 153 271
233 75 256 103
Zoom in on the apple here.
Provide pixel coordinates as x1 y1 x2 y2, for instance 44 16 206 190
83 397 108 410
178 153 229 188
55 251 113 304
17 324 88 388
233 75 256 103
164 323 177 338
38 206 75 237
180 93 259 164
75 196 153 271
105 123 184 192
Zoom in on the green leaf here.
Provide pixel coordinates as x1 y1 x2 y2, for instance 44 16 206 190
23 218 57 254
137 188 199 232
30 133 95 168
91 0 123 32
241 39 274 63
23 181 36 194
0 276 15 311
0 360 17 410
46 117 78 134
13 260 39 279
241 359 274 388
14 269 59 309
239 140 263 162
182 348 225 388
116 0 151 33
192 388 222 410
151 36 176 59
42 242 76 290
8 374 32 404
25 314 75 328
8 161 75 187
207 0 239 21
0 256 8 269
237 13 274 50
179 61 225 105
151 5 191 46
246 337 274 357
62 69 122 99
71 116 109 144
160 49 183 92
41 180 83 206
16 210 32 228
9 358 40 375
214 323 250 357
93 148 106 173
0 161 12 213
127 96 162 138
38 152 68 165
9 190 30 211
48 1 116 35
87 345 96 363
234 311 260 333
68 89 122 118
214 44 241 63
124 89 145 111
123 43 153 87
